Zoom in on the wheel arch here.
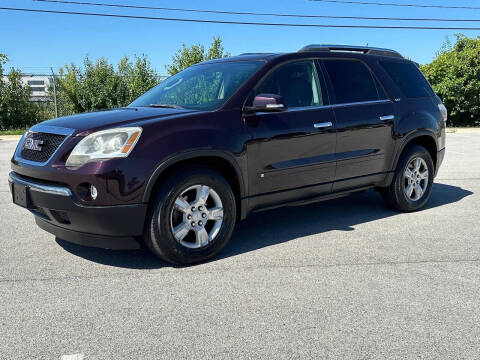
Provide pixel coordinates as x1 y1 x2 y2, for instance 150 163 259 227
393 131 439 173
142 150 247 219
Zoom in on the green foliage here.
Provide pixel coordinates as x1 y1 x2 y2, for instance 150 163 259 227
118 54 159 102
421 34 480 127
0 38 229 129
56 54 159 114
166 37 230 75
0 54 41 130
0 128 27 135
0 53 8 74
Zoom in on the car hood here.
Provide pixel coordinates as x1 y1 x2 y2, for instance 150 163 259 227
36 107 200 135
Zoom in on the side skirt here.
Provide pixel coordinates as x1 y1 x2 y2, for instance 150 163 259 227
249 185 374 214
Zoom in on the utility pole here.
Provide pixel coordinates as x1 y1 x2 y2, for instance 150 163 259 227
50 67 58 118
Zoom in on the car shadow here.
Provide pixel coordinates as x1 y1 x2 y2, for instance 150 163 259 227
56 183 473 268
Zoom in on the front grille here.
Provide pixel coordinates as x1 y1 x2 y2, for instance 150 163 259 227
20 132 66 163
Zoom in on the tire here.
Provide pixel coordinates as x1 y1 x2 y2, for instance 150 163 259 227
382 144 434 212
143 166 236 265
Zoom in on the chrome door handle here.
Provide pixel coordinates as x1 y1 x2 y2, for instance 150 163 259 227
379 115 395 121
313 121 333 129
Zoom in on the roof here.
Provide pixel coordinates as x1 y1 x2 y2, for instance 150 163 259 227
197 44 404 66
199 53 280 65
298 44 403 58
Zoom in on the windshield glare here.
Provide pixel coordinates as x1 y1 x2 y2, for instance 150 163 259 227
129 61 263 111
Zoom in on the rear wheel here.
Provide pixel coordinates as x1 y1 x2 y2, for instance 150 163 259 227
382 144 434 212
144 167 236 265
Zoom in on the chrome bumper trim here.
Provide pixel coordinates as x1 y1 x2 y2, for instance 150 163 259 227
8 172 72 197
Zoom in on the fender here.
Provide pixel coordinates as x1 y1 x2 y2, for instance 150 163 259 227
142 148 247 204
384 129 439 186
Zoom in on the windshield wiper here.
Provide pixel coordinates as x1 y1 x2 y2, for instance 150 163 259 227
147 104 184 109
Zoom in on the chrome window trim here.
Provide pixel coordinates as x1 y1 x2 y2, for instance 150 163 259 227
329 99 393 109
275 99 393 114
9 172 72 197
14 125 75 166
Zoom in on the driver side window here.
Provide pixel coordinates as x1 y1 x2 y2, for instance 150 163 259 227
249 60 324 108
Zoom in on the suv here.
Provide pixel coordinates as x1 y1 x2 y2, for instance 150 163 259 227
9 45 446 265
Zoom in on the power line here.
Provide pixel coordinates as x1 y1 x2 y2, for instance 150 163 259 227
3 6 480 30
30 0 480 22
310 0 480 10
17 72 169 78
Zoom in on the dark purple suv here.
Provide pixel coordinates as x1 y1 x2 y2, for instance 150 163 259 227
9 45 446 264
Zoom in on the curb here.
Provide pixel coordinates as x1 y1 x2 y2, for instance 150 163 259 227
446 128 480 134
0 135 22 141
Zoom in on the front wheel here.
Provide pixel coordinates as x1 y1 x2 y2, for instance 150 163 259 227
143 167 237 265
382 144 434 212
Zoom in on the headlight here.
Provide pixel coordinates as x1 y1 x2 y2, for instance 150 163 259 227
66 127 142 168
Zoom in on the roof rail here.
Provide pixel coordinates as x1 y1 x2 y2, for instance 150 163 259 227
238 52 274 56
298 44 403 58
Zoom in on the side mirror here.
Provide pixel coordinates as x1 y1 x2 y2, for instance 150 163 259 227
245 93 286 113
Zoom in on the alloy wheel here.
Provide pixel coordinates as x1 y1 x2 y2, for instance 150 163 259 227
403 157 429 201
169 184 224 249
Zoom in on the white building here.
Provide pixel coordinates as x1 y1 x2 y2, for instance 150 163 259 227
20 74 54 102
2 74 54 102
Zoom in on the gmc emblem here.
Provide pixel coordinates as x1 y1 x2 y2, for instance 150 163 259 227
24 137 44 151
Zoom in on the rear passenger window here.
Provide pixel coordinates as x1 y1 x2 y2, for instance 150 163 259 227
323 59 379 104
379 60 433 98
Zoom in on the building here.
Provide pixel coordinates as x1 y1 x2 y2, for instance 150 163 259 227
2 74 55 102
19 74 54 102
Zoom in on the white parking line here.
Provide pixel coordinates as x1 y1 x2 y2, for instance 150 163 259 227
61 354 84 360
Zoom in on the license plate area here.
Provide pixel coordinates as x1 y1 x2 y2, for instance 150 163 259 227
13 183 29 208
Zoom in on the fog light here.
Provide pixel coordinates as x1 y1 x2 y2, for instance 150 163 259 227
90 185 98 200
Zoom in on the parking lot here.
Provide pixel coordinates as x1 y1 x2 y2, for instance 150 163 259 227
0 132 479 359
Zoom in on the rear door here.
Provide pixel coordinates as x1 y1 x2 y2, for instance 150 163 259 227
244 60 336 208
321 58 396 191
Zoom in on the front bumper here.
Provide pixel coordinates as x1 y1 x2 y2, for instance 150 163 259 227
8 172 147 249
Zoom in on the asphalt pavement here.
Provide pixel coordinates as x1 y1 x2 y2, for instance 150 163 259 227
0 133 479 359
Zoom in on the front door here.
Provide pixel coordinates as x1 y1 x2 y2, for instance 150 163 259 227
244 60 337 209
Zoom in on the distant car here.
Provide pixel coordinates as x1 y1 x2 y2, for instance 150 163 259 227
9 44 447 265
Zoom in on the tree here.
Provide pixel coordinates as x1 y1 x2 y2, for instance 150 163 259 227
118 54 159 103
57 57 123 113
166 37 230 75
421 34 480 127
0 54 40 130
56 54 159 114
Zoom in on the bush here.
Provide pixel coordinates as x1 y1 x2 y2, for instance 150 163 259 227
56 54 159 114
0 55 42 130
421 35 480 127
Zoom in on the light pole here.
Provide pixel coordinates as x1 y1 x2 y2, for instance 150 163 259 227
50 67 58 118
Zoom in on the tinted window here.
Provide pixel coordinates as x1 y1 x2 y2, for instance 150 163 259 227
374 77 388 99
380 60 433 98
27 80 45 86
250 60 325 108
130 61 263 111
323 59 379 104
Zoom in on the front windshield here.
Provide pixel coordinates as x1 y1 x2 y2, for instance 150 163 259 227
129 60 263 111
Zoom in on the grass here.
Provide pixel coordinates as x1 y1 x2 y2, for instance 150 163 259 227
0 129 26 135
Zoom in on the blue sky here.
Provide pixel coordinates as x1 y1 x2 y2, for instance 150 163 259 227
1 0 479 75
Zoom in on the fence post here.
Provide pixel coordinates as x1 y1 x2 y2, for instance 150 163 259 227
50 67 58 118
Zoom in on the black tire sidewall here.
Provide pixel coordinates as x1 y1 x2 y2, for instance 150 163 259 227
392 145 434 211
147 168 236 264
